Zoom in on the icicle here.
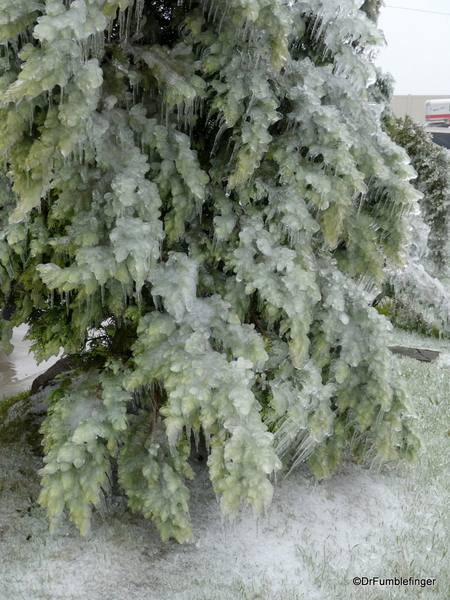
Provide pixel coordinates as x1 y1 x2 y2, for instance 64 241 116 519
90 31 105 61
131 82 138 106
186 424 192 451
211 117 229 156
160 100 170 129
284 435 318 477
134 0 145 39
207 0 217 22
309 8 325 44
28 104 35 136
192 98 198 123
175 102 183 125
184 103 189 130
212 0 222 25
217 2 229 34
80 39 88 63
135 285 142 308
1 42 10 70
125 0 134 41
118 9 126 41
106 21 113 44
9 37 18 57
65 291 70 316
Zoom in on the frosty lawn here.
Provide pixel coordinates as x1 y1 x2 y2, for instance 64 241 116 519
1 328 448 600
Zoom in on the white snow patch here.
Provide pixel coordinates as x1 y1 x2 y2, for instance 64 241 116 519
0 325 61 398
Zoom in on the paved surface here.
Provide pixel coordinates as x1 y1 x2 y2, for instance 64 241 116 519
388 345 440 362
0 325 60 398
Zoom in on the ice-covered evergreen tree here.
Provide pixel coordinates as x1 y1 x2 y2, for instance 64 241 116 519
375 115 450 335
387 116 450 274
0 0 420 541
360 0 383 23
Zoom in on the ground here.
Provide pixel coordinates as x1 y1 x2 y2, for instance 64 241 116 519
0 326 449 600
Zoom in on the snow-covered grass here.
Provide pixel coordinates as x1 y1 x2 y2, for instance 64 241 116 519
1 328 450 600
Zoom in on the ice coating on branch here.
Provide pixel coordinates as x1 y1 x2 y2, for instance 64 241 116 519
0 0 421 540
127 254 280 521
382 115 450 334
33 1 108 43
386 212 450 331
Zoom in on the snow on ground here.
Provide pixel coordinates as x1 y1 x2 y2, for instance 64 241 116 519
1 328 450 600
0 454 408 600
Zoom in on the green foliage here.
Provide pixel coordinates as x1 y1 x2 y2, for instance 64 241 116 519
360 0 383 23
375 295 445 339
0 388 31 425
118 409 195 542
379 115 450 338
0 0 420 541
39 368 130 536
0 388 45 453
0 388 30 409
386 115 450 273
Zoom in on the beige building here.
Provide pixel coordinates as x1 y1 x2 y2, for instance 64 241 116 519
390 96 450 149
391 95 450 124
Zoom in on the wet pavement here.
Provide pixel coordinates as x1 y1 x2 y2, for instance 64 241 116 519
0 325 60 398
